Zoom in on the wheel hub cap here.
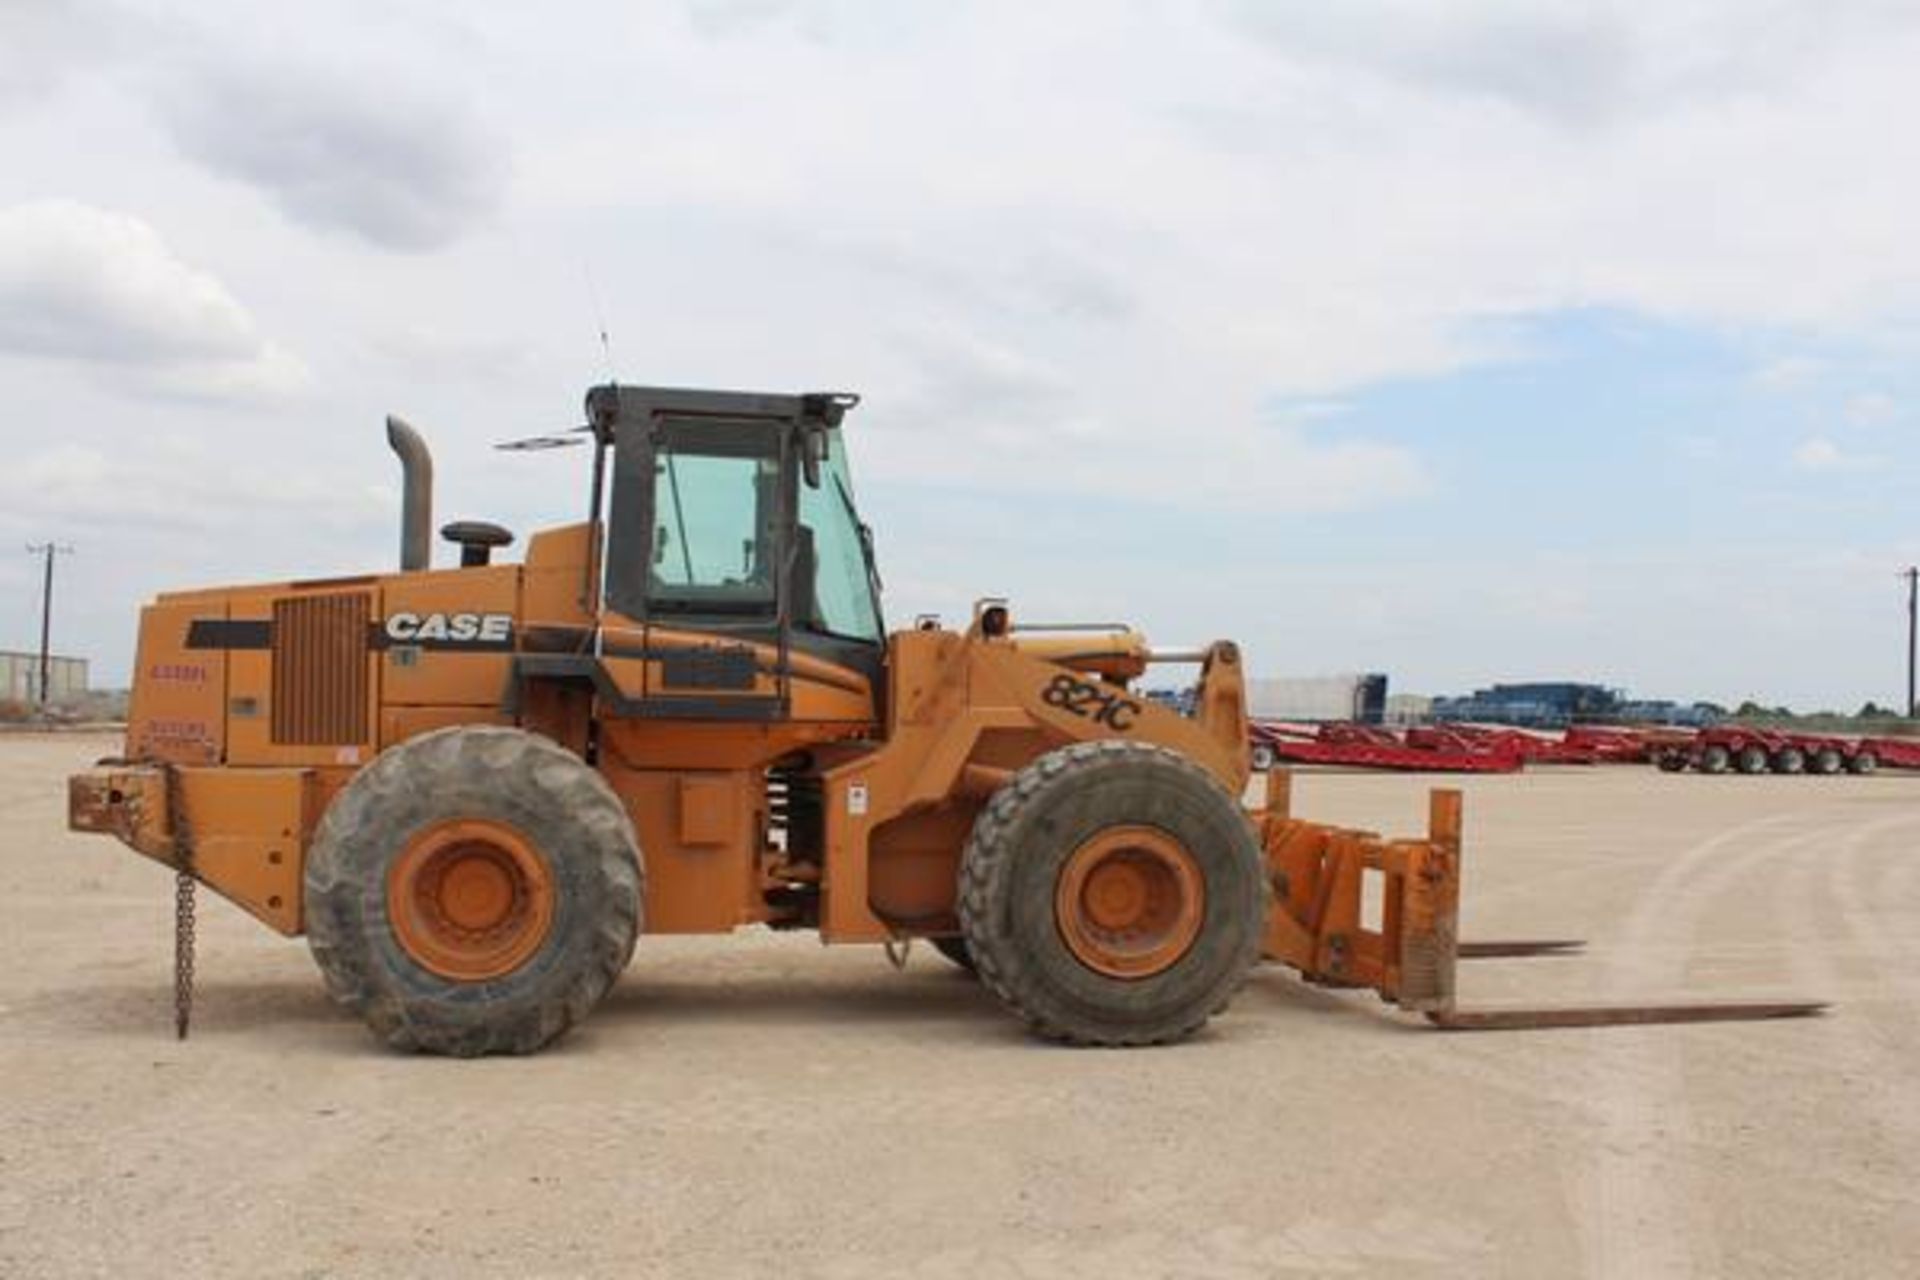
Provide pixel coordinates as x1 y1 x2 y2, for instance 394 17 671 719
1054 825 1205 979
387 819 555 981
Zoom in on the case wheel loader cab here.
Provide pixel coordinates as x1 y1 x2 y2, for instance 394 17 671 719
597 384 886 693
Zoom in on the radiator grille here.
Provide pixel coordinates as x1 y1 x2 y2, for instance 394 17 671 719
271 593 370 745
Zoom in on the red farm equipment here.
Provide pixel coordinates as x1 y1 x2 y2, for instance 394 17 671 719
1653 725 1920 776
1407 724 1602 765
1246 717 1920 780
1561 725 1657 763
1248 721 1523 774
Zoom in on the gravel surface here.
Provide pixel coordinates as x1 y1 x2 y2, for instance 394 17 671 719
3 734 1915 1278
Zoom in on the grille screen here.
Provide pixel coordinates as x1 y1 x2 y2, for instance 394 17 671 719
271 594 370 745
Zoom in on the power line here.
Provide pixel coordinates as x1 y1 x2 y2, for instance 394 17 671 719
24 543 74 706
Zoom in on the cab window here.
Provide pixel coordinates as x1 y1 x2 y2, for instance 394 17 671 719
649 433 779 615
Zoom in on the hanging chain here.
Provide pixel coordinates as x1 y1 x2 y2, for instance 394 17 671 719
173 869 196 1039
165 765 196 1040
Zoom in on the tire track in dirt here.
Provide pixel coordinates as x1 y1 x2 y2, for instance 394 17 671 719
1755 810 1920 1237
1880 836 1920 900
1572 809 1827 1280
1809 810 1920 1091
1828 812 1920 1012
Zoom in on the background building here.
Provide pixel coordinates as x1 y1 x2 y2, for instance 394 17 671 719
1384 692 1434 725
0 651 89 703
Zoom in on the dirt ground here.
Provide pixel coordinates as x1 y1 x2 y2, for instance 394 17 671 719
3 733 1917 1279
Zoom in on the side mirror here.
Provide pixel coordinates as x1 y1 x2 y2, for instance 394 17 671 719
800 426 825 489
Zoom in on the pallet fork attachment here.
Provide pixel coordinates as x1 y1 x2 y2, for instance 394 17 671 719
1255 773 1827 1031
1456 939 1582 958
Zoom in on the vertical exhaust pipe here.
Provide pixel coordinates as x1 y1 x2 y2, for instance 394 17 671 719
386 415 433 572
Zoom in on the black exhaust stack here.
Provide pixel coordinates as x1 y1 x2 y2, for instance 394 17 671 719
386 415 433 572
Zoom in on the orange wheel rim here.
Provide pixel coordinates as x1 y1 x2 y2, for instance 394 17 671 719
387 819 554 981
1054 825 1205 979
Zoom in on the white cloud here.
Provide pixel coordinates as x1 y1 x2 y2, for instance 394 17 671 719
1792 436 1859 471
1752 356 1826 391
0 0 121 108
1845 390 1897 427
0 200 307 398
485 0 1920 403
363 327 536 384
1225 1 1639 125
157 61 507 252
0 439 384 535
862 327 1428 513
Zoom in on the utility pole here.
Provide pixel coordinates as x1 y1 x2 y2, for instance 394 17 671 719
25 543 74 706
1906 566 1919 719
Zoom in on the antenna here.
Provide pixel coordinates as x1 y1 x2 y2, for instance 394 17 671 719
494 426 591 452
581 260 616 382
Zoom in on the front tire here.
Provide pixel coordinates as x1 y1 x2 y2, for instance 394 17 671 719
305 726 642 1056
958 740 1266 1046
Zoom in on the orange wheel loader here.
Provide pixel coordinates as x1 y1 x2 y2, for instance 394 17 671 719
67 384 1823 1054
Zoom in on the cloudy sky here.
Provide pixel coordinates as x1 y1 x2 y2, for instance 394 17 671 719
3 0 1918 710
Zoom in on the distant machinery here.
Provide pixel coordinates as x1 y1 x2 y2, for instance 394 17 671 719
1433 681 1718 729
1615 699 1720 728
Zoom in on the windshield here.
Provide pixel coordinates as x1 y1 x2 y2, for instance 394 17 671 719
797 431 883 642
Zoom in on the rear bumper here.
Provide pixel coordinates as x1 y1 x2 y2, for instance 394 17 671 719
68 765 175 862
70 763 310 935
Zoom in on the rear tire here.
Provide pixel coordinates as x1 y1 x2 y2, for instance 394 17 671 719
1736 744 1770 775
958 740 1266 1046
1250 743 1277 772
1850 750 1879 775
305 726 642 1056
1773 747 1805 775
930 935 977 974
1700 744 1731 774
1812 748 1843 775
